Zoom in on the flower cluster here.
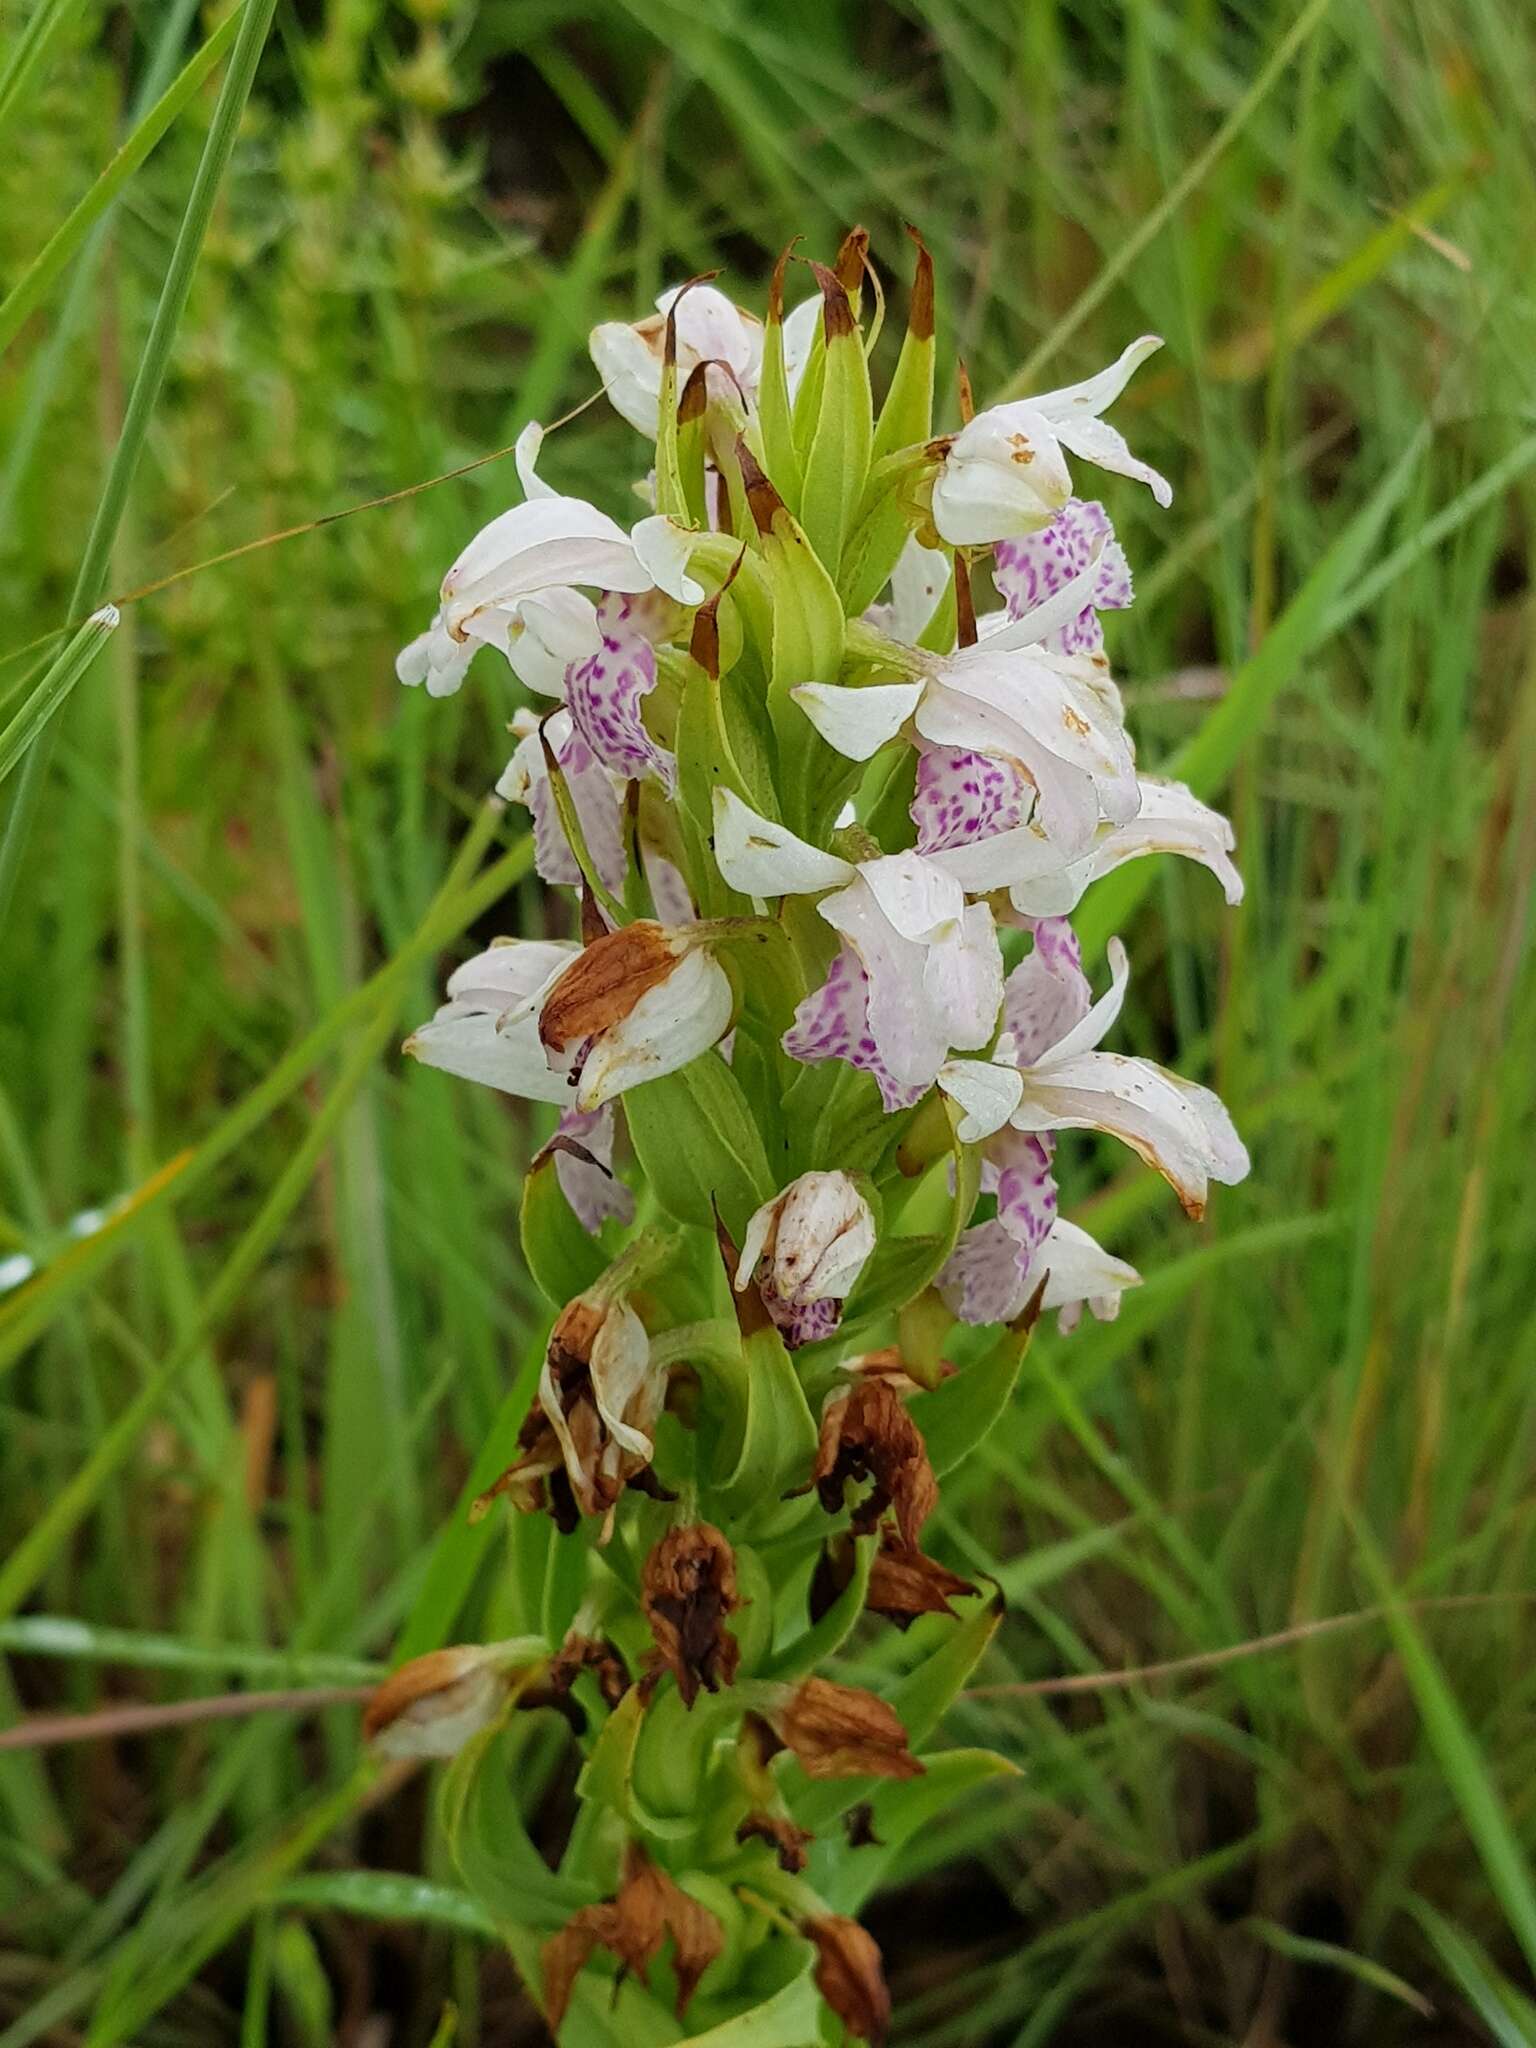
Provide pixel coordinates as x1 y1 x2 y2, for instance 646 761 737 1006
379 235 1248 2043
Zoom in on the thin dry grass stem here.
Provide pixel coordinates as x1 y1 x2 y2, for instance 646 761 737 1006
0 1684 372 1752
966 1594 1534 1698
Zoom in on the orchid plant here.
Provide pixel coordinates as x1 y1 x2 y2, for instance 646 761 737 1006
376 231 1248 2045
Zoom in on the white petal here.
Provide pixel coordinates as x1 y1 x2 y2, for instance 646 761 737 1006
442 498 652 630
1034 935 1130 1065
1050 414 1173 509
503 588 602 697
937 1059 1024 1143
857 851 965 942
712 787 854 896
980 537 1107 653
589 1301 659 1457
929 821 1065 893
928 902 1005 1052
1013 1049 1249 1217
791 680 923 761
929 404 1073 547
445 940 579 1009
735 1196 777 1292
1009 777 1243 917
1030 1217 1140 1315
781 294 822 399
575 947 735 1109
631 515 705 605
590 319 665 436
882 535 950 645
514 420 556 500
1029 336 1164 423
405 1007 574 1105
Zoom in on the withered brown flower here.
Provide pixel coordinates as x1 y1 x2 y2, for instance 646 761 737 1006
734 1810 815 1874
642 1522 743 1707
471 1294 665 1530
770 1675 922 1780
804 1913 892 2046
542 1840 723 2028
537 919 733 1108
547 1632 632 1711
812 1377 937 1550
866 1525 978 1630
362 1645 511 1760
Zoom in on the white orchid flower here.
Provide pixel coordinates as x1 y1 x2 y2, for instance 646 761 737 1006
404 940 579 1103
589 281 821 439
736 1170 876 1348
712 788 1002 1107
930 337 1172 547
535 922 736 1112
940 1213 1140 1330
938 931 1248 1219
396 423 702 700
929 775 1244 919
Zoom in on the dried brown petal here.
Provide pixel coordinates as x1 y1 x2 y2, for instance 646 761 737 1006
362 1646 506 1759
866 1527 978 1630
904 224 934 342
539 922 680 1055
735 1810 814 1874
548 1633 631 1710
642 1522 742 1707
543 1843 723 2028
843 1801 882 1849
735 436 785 537
812 1379 938 1551
804 1914 891 2046
834 225 870 297
773 1676 922 1780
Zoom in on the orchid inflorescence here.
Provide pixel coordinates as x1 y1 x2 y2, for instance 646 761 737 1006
376 229 1248 2045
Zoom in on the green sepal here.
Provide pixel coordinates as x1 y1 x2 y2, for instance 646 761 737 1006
442 1722 590 1932
838 1098 981 1326
676 660 771 918
628 1681 743 1839
907 1301 1042 1476
676 363 713 529
757 240 804 511
812 1749 1018 1914
871 228 935 465
838 443 939 620
760 1534 874 1682
785 1591 1005 1833
576 1682 645 1820
702 1319 819 1527
519 1151 616 1309
797 262 873 585
682 1947 823 2046
625 1051 774 1242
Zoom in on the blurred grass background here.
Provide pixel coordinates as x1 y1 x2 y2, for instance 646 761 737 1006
3 0 1536 2042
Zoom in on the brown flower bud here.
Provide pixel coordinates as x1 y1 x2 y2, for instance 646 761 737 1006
812 1378 938 1551
771 1676 922 1780
804 1914 891 2046
547 1632 631 1711
539 922 684 1053
542 1841 723 2029
866 1526 978 1630
642 1522 743 1708
362 1645 509 1760
735 1810 815 1874
538 921 733 1110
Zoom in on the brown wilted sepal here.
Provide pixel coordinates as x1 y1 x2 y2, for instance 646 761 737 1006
804 1914 891 2046
808 258 856 341
735 436 785 537
904 223 934 341
642 1522 743 1707
539 921 680 1054
735 1810 814 1874
835 225 870 296
772 1675 922 1780
542 1841 723 2029
363 1645 508 1759
813 1378 938 1551
866 1527 978 1629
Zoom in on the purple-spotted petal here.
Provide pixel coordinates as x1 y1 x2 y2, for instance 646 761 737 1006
987 1129 1058 1260
937 1218 1034 1325
1002 915 1092 1064
911 744 1033 854
782 944 926 1112
993 499 1132 656
565 596 675 790
764 1292 842 1349
552 1104 635 1233
498 714 627 895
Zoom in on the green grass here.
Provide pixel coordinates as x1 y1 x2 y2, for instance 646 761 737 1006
2 0 1535 2041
